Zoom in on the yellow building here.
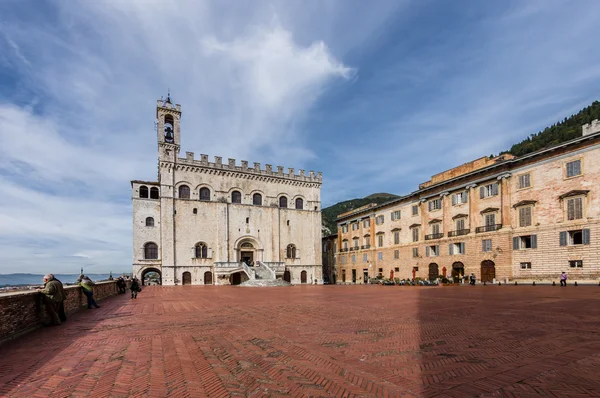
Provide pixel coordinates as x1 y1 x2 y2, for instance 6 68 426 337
336 121 600 284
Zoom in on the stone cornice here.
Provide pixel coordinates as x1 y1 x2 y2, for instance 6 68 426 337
558 190 590 200
480 207 500 214
452 213 469 220
512 200 538 208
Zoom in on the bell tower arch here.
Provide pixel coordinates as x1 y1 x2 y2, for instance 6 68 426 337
156 92 181 163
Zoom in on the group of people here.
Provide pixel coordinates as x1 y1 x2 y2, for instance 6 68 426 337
37 274 143 326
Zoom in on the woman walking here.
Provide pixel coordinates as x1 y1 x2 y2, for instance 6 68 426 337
78 275 101 309
130 277 141 299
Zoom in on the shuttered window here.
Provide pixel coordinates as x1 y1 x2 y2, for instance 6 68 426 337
412 248 418 257
485 213 496 226
412 205 419 216
394 231 400 245
412 228 419 242
566 197 583 220
566 160 581 177
518 174 531 189
482 239 492 252
456 218 465 231
452 191 468 205
431 223 440 235
519 206 532 227
480 183 499 198
391 210 401 220
394 250 399 259
428 199 442 211
376 215 385 225
377 234 384 247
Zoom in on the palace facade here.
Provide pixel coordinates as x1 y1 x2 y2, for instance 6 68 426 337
336 120 600 284
132 96 323 285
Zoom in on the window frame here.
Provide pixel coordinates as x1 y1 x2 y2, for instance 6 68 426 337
517 173 531 190
482 239 492 252
518 205 533 227
144 242 158 260
565 159 582 179
252 193 262 206
412 227 419 242
145 217 155 227
199 187 211 201
231 190 242 204
178 185 191 199
569 260 583 268
520 262 532 269
565 196 584 221
295 198 304 210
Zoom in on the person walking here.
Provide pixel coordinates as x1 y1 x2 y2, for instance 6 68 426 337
469 273 476 285
37 274 67 325
116 277 126 294
130 277 141 299
560 271 567 287
78 275 101 308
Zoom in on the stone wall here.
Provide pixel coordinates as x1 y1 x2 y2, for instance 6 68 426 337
0 281 123 344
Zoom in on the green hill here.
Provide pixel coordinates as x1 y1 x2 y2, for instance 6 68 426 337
504 100 600 156
322 194 398 235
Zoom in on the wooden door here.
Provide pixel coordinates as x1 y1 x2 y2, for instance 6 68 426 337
301 271 307 284
481 261 495 283
182 272 191 285
203 271 213 285
283 270 291 283
428 263 439 281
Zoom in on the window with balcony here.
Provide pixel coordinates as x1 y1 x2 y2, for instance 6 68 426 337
363 235 370 247
456 218 465 231
391 210 401 220
566 160 581 178
353 238 359 249
452 191 468 205
428 199 442 211
343 240 348 250
518 173 531 189
480 183 499 198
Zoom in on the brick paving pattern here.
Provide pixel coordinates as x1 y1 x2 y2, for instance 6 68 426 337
1 285 600 397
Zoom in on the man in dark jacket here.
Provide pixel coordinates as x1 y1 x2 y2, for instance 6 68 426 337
37 274 67 325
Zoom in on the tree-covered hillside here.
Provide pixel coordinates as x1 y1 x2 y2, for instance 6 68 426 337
504 101 600 156
322 194 398 235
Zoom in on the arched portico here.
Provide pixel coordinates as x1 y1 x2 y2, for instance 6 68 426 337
233 236 264 265
140 267 162 286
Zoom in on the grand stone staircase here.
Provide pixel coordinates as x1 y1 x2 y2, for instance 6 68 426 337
240 261 291 287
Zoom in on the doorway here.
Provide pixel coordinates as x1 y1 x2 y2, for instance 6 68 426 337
351 269 357 284
283 270 291 283
241 251 254 266
428 263 439 281
300 271 307 284
203 271 213 285
363 269 369 283
481 260 496 283
182 272 192 285
452 262 464 282
231 272 242 285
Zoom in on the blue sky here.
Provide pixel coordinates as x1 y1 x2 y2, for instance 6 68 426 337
1 0 600 274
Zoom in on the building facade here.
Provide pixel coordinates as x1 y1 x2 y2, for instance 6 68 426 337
321 234 337 284
132 97 323 285
336 121 600 284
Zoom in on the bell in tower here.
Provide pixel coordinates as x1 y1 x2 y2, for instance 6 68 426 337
156 91 182 148
164 114 174 143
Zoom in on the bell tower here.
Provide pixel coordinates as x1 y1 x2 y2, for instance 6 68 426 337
156 92 181 163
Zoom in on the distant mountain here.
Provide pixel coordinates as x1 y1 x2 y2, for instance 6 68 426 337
503 101 600 156
322 194 398 235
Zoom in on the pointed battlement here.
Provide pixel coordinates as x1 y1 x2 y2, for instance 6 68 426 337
177 152 322 183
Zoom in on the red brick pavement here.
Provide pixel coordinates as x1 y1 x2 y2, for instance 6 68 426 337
1 285 599 397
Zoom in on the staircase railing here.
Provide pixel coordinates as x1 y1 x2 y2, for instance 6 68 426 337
256 261 276 279
241 262 256 280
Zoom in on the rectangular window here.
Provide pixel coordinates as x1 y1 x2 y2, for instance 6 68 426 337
450 242 465 255
394 231 400 245
394 249 399 259
376 215 385 225
412 205 419 216
485 213 496 226
377 234 384 247
566 197 583 220
520 235 532 249
519 206 532 227
363 219 370 228
343 241 348 249
452 191 468 205
482 239 492 252
569 230 583 245
341 225 348 233
560 230 591 246
377 252 383 261
426 245 439 257
364 236 370 246
431 223 441 235
480 183 499 198
352 222 359 231
341 256 346 264
513 235 537 250
412 247 418 257
520 262 532 269
351 255 356 263
518 173 531 189
428 199 442 211
391 210 401 221
569 260 583 268
363 253 368 262
353 238 359 248
455 218 465 231
412 228 419 242
566 160 581 178
394 267 400 272
378 268 383 277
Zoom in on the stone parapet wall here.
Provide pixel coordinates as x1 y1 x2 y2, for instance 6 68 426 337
0 281 124 344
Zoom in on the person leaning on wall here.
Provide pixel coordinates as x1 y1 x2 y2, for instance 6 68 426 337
36 274 67 325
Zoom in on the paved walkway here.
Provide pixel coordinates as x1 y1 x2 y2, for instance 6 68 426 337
1 285 599 397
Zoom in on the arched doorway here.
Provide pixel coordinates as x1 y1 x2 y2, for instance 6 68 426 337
182 272 192 285
301 271 307 284
481 260 496 283
231 272 242 285
204 271 213 285
283 270 291 283
428 263 439 281
451 262 464 282
141 268 162 286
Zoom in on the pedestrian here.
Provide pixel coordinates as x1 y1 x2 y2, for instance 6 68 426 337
116 277 126 294
560 271 567 287
78 275 101 308
470 273 476 285
130 277 141 299
37 274 67 325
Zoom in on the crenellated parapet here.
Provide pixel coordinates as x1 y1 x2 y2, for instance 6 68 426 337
172 152 322 184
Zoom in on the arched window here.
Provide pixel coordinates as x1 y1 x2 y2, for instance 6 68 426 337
145 217 154 227
164 114 174 143
295 198 303 210
279 196 288 208
253 193 262 206
199 187 210 201
150 187 159 199
286 244 296 259
139 186 149 198
195 242 208 258
179 185 190 199
231 190 242 204
144 242 158 259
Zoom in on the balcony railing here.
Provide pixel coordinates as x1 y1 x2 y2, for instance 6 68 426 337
360 244 371 249
448 229 470 237
475 224 502 233
340 248 349 252
425 233 444 240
